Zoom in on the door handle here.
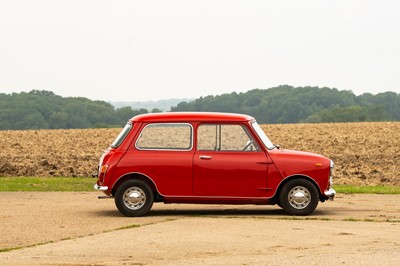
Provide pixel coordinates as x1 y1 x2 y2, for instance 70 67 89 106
199 155 212 160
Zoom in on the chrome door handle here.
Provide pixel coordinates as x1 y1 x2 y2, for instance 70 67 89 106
199 155 212 160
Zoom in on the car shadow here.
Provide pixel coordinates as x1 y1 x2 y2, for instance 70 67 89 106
148 207 286 217
90 206 335 218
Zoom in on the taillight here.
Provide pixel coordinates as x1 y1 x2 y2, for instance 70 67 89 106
99 165 108 182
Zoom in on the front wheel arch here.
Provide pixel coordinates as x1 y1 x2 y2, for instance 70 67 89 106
272 175 323 203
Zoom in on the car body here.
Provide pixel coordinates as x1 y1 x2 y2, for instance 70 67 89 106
94 112 335 216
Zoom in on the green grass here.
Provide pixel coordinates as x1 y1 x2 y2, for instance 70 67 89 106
0 240 54 253
1 177 400 194
0 177 95 192
334 185 400 194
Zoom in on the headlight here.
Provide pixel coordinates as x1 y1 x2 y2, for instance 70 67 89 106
329 160 334 185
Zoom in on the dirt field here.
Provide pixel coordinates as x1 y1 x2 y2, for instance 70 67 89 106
0 192 399 265
0 122 399 186
264 122 400 186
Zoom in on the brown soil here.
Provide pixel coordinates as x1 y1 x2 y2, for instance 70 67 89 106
264 122 400 186
0 128 119 177
0 122 399 185
0 192 399 265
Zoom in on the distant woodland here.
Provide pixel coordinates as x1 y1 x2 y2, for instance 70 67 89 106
172 85 400 124
0 90 152 130
1 86 399 130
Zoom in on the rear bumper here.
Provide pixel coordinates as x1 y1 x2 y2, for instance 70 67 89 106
324 188 336 201
94 184 109 191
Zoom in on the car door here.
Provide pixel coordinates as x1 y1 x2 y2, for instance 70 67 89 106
193 123 269 197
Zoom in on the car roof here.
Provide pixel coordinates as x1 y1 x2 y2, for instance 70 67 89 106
130 112 255 123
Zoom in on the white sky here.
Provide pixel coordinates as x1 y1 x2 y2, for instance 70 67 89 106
0 0 399 101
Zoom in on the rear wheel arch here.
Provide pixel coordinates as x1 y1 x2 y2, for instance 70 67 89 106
111 173 162 200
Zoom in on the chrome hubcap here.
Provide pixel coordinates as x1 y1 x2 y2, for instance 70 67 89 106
123 187 146 210
288 186 311 209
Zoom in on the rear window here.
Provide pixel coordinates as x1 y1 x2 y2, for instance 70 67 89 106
111 123 132 148
136 123 193 150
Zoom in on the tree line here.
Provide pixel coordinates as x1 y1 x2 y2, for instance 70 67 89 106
0 86 399 130
0 90 154 130
171 85 400 124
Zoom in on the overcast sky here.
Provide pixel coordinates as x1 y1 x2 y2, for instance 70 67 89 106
0 0 399 102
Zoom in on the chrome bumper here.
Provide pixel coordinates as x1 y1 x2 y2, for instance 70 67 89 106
94 184 109 191
324 188 336 201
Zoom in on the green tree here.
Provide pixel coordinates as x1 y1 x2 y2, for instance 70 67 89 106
0 90 152 130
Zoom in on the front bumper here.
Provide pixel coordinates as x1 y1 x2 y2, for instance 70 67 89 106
94 184 109 191
324 188 336 201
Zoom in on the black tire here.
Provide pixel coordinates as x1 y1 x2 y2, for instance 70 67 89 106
114 179 154 217
279 179 319 216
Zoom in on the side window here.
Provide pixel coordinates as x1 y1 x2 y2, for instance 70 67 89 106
136 123 192 150
221 124 256 151
197 124 218 151
197 124 259 152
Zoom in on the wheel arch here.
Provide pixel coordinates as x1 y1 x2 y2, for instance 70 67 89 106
271 174 324 204
111 172 164 202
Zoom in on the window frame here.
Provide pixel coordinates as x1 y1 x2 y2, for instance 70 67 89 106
111 122 133 148
197 123 260 152
251 121 275 150
135 122 194 151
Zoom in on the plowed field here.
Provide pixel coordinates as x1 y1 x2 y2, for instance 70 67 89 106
0 122 399 185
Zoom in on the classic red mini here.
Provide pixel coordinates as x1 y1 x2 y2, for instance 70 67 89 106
94 112 335 216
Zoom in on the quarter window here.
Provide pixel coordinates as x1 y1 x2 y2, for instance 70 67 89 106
136 123 192 150
111 123 132 148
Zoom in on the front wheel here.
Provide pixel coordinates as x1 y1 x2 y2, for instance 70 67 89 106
114 180 154 217
279 179 319 216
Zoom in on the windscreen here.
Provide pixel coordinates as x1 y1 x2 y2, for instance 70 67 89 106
251 121 275 150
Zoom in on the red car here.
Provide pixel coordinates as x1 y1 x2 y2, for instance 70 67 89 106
94 112 335 216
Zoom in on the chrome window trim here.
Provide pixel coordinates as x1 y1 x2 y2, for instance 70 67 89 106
110 122 133 148
251 121 275 150
135 123 194 151
197 123 261 152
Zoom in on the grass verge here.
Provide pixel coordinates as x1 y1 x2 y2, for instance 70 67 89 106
334 185 400 194
0 177 95 192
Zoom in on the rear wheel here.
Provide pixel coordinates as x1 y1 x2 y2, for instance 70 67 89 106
279 179 319 216
114 180 154 217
